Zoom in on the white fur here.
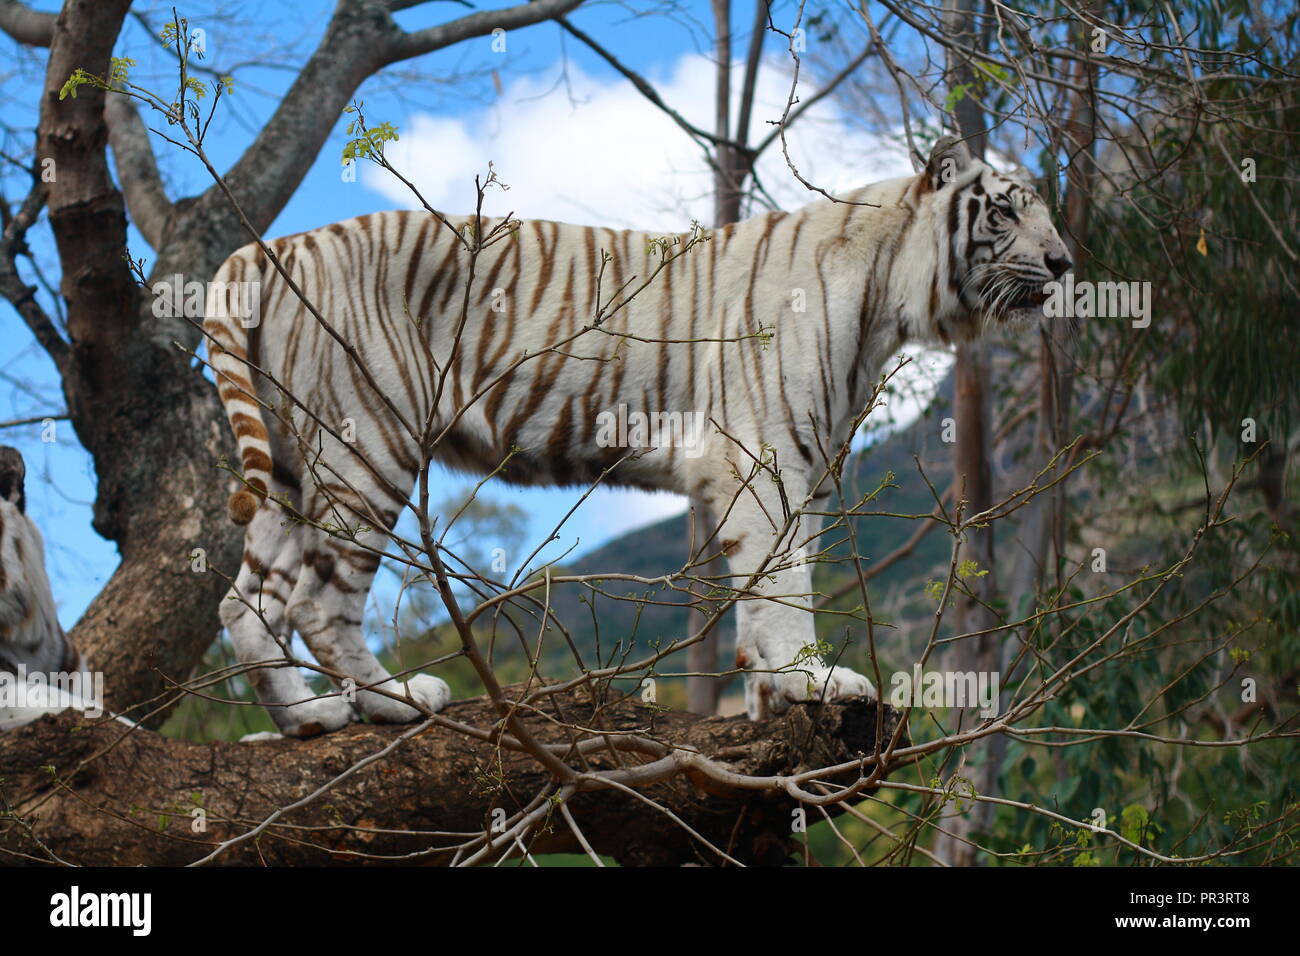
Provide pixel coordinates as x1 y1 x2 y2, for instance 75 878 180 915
0 464 132 730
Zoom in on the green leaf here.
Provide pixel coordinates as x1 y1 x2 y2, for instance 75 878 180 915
943 83 972 111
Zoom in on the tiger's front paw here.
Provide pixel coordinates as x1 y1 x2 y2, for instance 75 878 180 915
744 665 875 721
274 695 357 737
360 674 451 723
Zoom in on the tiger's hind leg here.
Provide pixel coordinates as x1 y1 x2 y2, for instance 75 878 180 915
221 483 357 737
286 486 451 724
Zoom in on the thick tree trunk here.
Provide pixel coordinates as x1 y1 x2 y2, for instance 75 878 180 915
0 690 901 866
35 1 241 725
933 0 1003 867
687 498 729 714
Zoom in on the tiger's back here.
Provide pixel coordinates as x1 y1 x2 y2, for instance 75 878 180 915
208 177 923 513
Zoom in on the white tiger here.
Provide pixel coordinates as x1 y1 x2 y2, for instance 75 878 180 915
204 135 1071 736
0 446 101 731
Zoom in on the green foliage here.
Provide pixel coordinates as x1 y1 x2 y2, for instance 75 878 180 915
342 105 400 164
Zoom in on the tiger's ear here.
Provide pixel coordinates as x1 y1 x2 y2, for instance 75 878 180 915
1006 165 1035 186
926 135 973 190
0 446 26 513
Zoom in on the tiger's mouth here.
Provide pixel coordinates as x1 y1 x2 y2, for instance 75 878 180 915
988 274 1054 320
963 267 1053 324
1011 286 1049 309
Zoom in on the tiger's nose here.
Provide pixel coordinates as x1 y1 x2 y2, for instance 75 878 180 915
1045 251 1072 278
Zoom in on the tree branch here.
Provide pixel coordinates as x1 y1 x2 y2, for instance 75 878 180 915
0 690 901 867
385 0 584 64
0 179 70 375
557 15 744 154
0 0 54 47
207 0 585 239
751 40 875 157
734 0 769 148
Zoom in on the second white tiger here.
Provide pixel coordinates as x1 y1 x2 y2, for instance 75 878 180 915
205 136 1071 736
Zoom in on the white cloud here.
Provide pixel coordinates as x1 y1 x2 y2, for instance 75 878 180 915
363 55 940 556
363 53 914 228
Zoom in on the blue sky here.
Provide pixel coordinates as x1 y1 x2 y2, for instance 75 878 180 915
0 0 948 628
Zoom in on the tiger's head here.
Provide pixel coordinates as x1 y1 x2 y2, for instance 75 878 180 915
920 135 1071 338
0 446 26 514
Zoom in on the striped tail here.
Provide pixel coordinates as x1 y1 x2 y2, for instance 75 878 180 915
204 253 271 525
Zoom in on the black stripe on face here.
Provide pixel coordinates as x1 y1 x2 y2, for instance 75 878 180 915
947 187 962 292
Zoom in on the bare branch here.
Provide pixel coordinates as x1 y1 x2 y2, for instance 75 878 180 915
0 0 54 47
0 177 69 374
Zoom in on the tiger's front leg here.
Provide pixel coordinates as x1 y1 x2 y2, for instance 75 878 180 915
702 464 875 720
733 566 877 720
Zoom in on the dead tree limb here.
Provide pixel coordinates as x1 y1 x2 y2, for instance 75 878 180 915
0 691 903 867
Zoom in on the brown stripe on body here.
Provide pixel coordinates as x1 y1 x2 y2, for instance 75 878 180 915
437 236 467 312
686 239 700 420
404 215 433 310
603 323 628 420
578 346 608 457
415 229 459 328
528 220 556 314
772 300 813 467
716 320 729 423
815 252 834 430
561 225 579 331
371 270 425 417
718 222 736 255
473 232 530 393
471 278 500 393
819 239 839 402
501 261 575 444
543 393 577 484
787 214 805 268
755 211 783 270
710 234 730 423
356 212 374 244
481 374 514 448
337 352 419 480
656 240 674 414
581 228 597 320
477 233 514 305
743 235 770 417
837 197 857 242
845 235 891 404
603 228 625 323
